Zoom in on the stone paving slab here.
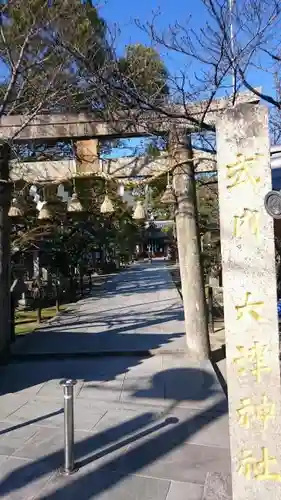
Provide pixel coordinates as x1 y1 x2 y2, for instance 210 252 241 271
166 480 204 500
38 469 172 500
0 396 30 420
1 400 105 432
121 436 230 484
166 481 203 500
0 456 57 500
13 427 65 461
0 421 39 456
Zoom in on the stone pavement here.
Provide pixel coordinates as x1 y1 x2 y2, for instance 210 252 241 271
0 261 231 499
12 262 187 356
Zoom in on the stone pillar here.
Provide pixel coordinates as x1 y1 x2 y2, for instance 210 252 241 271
171 129 210 359
0 142 11 355
217 103 281 498
75 139 100 175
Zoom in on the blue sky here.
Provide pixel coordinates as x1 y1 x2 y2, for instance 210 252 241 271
100 0 208 51
0 0 275 157
99 0 274 98
0 1 274 101
98 0 275 157
100 1 216 85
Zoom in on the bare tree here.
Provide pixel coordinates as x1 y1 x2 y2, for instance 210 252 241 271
136 1 281 134
0 0 261 359
0 0 115 356
46 5 266 359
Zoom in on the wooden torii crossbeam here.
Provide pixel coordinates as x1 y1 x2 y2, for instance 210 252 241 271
10 150 217 184
2 91 260 184
0 90 260 142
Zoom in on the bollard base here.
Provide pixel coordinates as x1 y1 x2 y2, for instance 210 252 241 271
58 465 79 476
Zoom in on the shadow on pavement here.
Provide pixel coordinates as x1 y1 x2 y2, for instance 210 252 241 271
0 409 64 437
11 266 185 358
0 367 229 499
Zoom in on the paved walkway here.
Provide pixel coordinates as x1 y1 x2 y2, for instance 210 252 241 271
0 261 231 499
12 262 187 356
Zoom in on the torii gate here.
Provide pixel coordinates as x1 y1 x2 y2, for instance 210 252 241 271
2 91 281 500
0 91 259 363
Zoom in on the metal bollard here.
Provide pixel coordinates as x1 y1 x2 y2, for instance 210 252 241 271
59 379 78 475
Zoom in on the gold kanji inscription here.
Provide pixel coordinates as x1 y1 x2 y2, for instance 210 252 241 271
233 343 271 383
237 395 276 430
233 209 260 239
239 448 281 481
235 292 264 321
226 153 262 190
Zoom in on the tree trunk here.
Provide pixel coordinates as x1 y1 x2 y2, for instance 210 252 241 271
171 130 210 360
0 142 11 357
